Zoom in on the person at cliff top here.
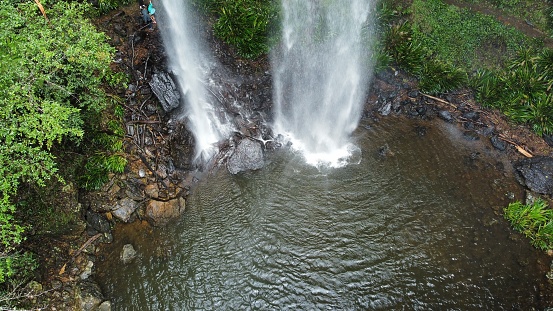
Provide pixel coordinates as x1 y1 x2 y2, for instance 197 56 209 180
140 5 153 30
148 1 156 24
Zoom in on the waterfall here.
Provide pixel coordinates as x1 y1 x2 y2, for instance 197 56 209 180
272 0 375 167
157 0 233 164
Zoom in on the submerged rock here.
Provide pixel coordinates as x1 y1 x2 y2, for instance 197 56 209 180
227 139 264 174
514 156 553 195
491 135 507 151
463 131 480 141
120 244 137 264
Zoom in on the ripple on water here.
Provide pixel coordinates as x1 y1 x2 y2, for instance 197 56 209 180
96 117 551 310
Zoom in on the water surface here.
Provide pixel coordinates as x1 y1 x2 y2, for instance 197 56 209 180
97 116 551 310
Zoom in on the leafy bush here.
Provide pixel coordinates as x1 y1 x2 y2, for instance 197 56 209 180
96 0 134 14
192 0 279 59
418 60 468 94
0 0 120 285
382 20 467 94
504 199 553 251
79 101 128 191
472 48 553 135
384 21 426 73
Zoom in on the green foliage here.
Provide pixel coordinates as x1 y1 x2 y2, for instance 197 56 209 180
95 0 134 15
81 153 127 190
459 0 551 34
215 0 278 58
504 199 553 251
418 60 468 94
382 20 467 94
409 0 532 72
470 69 503 105
79 103 128 191
382 0 553 131
472 48 553 135
0 0 120 285
384 21 426 73
0 252 36 285
192 0 279 59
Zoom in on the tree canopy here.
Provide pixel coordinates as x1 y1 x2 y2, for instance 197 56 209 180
0 0 117 283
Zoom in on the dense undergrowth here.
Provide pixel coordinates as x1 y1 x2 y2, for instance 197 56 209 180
504 199 553 251
0 0 128 307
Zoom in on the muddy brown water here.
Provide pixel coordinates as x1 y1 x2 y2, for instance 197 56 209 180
96 116 553 310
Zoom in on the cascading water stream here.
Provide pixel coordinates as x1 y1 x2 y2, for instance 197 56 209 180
157 0 233 163
272 0 375 167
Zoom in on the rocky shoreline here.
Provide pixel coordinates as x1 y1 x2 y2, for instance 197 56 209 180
30 4 553 310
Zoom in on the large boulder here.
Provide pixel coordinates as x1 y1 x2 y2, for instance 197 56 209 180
145 197 186 226
514 156 553 195
227 139 264 174
149 72 181 113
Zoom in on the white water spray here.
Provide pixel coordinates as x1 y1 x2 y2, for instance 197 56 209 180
272 0 375 167
157 0 233 163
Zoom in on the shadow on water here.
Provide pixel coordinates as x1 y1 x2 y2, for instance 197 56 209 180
96 116 553 310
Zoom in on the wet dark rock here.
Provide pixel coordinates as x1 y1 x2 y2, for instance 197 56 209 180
464 121 475 130
149 72 181 113
125 179 146 201
462 111 480 120
463 131 480 141
480 126 494 137
85 211 111 235
113 51 123 63
113 23 126 37
543 134 553 147
169 123 195 170
400 99 411 106
438 110 454 122
514 156 553 195
127 83 137 93
131 34 144 45
408 90 419 98
415 105 427 116
491 135 507 151
227 139 264 174
140 86 152 95
392 101 402 112
111 197 139 223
